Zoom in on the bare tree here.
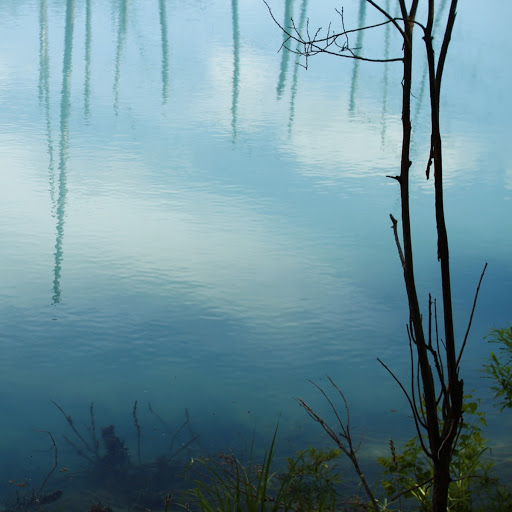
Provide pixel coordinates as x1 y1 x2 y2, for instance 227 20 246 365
265 1 487 511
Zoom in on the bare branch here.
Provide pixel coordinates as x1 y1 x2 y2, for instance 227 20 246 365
390 214 405 268
426 141 434 180
335 7 349 51
363 0 406 38
436 0 459 89
62 434 94 462
263 0 403 66
133 400 142 465
36 430 58 494
298 378 379 509
391 476 434 503
377 357 431 458
51 400 96 456
456 262 488 367
427 295 447 400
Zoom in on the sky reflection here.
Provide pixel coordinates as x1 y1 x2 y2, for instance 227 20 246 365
0 0 510 489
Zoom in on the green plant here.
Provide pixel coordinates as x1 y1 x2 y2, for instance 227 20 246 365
483 327 512 410
283 447 342 511
378 396 500 511
379 436 432 511
188 426 295 512
187 425 348 512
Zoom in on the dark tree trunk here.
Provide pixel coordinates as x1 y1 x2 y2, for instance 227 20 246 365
268 1 468 510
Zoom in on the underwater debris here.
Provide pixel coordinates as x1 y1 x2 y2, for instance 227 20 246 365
52 400 98 459
133 400 142 465
48 400 200 508
7 488 63 512
5 430 65 512
88 502 115 512
37 489 64 505
101 424 130 470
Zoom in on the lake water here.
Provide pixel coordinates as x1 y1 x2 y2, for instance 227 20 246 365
0 0 511 506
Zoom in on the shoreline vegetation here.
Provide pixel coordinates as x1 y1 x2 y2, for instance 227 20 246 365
3 337 512 512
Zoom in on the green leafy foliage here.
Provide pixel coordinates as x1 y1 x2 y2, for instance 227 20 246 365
187 429 345 512
185 395 512 512
377 396 505 511
283 447 342 511
378 436 432 511
186 324 512 512
191 429 340 512
483 327 512 410
187 427 291 512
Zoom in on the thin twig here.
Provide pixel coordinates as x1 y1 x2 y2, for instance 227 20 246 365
263 0 403 67
90 402 99 455
148 401 170 431
390 476 433 503
170 434 201 461
62 434 94 462
390 214 405 268
456 262 488 367
377 357 432 458
170 411 191 456
36 430 58 494
298 378 379 510
363 0 406 37
133 400 142 465
51 400 95 455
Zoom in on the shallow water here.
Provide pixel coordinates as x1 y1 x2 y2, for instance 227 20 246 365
0 0 511 506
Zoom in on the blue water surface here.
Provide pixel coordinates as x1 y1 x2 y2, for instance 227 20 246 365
0 0 511 502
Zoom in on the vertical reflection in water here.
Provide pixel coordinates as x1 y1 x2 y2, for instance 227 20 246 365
38 0 49 105
39 0 56 208
287 0 308 134
53 0 75 305
349 0 367 113
276 0 294 99
413 0 449 124
231 0 240 141
113 0 128 115
84 0 92 120
159 0 169 105
380 0 391 146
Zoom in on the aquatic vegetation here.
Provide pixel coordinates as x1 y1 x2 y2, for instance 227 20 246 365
282 446 343 510
88 503 115 512
483 326 512 410
187 426 346 512
378 395 503 511
3 400 200 512
3 389 511 512
188 426 289 512
2 430 65 512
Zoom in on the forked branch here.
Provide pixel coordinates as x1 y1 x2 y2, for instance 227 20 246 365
456 263 488 367
298 377 378 510
263 0 403 69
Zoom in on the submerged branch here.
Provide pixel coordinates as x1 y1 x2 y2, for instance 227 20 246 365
51 400 96 457
36 430 58 494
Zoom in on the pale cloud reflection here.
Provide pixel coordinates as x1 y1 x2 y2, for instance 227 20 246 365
203 45 485 190
69 156 363 328
202 46 289 134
